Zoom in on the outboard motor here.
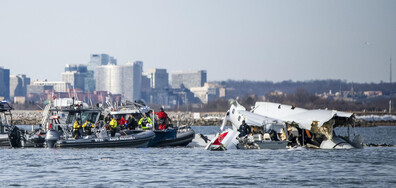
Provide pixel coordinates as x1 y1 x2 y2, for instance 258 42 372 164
96 127 108 139
45 130 60 148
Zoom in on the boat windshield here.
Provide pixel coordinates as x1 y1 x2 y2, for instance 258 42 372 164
65 111 100 124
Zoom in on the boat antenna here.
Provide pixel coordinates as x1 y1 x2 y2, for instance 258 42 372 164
390 56 392 83
73 86 79 101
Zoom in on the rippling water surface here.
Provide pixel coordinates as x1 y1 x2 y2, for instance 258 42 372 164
1 126 396 187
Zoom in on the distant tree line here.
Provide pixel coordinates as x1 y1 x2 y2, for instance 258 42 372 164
194 89 394 113
218 79 396 97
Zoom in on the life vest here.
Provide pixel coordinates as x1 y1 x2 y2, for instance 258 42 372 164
109 119 117 129
73 121 80 131
82 121 94 128
139 117 152 129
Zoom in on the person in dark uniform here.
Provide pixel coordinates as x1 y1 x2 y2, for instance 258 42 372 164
105 114 112 130
238 120 251 137
127 114 137 130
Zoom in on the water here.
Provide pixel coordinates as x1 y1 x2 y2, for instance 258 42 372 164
1 126 396 187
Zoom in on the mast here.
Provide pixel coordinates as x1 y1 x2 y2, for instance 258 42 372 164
390 57 392 114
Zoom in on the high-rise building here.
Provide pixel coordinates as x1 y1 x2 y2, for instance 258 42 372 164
95 61 142 101
86 54 117 92
84 72 96 92
141 73 151 93
62 64 88 91
171 70 207 89
10 74 30 99
125 61 142 101
87 54 117 72
65 64 88 72
148 68 169 89
0 67 10 100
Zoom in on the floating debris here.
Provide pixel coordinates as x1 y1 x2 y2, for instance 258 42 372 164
365 143 394 147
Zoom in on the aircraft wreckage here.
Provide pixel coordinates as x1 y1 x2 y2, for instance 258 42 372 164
205 100 364 150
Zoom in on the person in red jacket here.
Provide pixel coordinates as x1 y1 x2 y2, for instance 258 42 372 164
156 107 168 130
117 116 127 130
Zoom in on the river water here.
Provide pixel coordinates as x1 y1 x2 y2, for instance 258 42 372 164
1 126 395 187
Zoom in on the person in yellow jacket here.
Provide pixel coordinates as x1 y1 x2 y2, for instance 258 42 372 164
73 118 81 139
109 116 118 137
82 119 95 135
138 114 153 130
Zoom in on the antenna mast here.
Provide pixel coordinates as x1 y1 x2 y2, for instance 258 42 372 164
390 57 393 114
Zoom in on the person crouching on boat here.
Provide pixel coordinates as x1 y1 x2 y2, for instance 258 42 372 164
156 107 168 130
109 116 118 137
73 118 82 139
138 114 153 130
82 119 95 135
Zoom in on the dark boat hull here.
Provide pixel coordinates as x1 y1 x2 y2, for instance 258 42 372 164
148 128 195 147
119 127 195 147
55 131 155 148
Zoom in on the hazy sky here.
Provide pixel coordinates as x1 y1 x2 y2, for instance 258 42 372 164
1 0 395 83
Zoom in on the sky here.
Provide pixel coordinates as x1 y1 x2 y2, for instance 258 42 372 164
0 0 395 83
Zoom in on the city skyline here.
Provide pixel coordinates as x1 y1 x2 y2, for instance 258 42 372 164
1 1 395 83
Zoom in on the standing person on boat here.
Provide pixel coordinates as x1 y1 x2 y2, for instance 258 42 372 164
138 114 153 130
109 116 118 137
238 120 251 137
82 119 95 135
155 107 168 130
104 114 112 130
127 114 137 130
73 118 82 139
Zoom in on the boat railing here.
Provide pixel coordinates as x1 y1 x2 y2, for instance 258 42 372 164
41 104 51 131
0 100 14 134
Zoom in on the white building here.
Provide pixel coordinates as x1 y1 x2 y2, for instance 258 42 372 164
95 61 142 101
85 54 117 92
190 83 220 104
